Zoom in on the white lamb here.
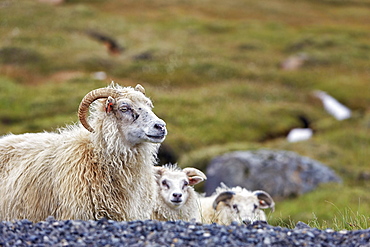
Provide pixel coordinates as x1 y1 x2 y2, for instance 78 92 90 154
152 164 206 222
199 184 275 225
0 83 167 222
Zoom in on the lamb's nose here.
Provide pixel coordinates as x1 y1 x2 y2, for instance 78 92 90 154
172 193 182 199
242 220 252 225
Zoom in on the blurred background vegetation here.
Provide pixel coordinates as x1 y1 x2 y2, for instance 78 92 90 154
0 0 369 229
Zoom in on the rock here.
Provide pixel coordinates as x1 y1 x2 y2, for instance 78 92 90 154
313 90 351 121
204 150 341 199
358 171 370 181
286 128 313 143
294 221 311 230
280 53 309 71
1 219 369 246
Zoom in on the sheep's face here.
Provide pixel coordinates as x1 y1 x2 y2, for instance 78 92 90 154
227 194 262 224
216 193 262 224
158 171 190 209
213 189 274 225
107 93 167 146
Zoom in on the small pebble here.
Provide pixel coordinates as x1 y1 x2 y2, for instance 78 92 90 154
0 220 368 246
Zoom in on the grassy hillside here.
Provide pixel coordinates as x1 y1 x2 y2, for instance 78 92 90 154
0 0 369 229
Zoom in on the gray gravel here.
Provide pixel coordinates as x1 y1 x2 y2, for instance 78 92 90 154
1 217 369 246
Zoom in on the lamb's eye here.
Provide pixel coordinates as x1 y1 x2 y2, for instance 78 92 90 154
182 181 189 189
162 180 169 189
232 204 238 211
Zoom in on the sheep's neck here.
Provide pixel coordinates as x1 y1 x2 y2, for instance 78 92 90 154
89 142 157 221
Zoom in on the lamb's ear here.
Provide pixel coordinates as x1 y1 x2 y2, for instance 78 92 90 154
153 166 165 176
188 176 204 186
153 166 166 180
135 84 145 95
105 96 115 113
213 191 235 210
182 167 207 186
253 190 275 212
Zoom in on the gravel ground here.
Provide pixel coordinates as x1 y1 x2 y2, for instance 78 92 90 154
0 217 369 247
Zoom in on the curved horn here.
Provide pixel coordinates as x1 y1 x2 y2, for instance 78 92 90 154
135 84 145 95
78 88 121 132
213 191 235 210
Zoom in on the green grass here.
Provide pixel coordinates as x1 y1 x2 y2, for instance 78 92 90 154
271 183 370 230
0 0 369 229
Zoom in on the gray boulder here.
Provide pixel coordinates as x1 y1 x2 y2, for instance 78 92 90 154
205 149 341 199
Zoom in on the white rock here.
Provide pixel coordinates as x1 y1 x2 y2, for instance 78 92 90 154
287 128 313 142
314 90 351 120
92 71 107 81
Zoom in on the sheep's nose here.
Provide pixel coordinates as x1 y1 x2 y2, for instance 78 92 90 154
242 220 252 225
154 123 166 131
172 193 182 199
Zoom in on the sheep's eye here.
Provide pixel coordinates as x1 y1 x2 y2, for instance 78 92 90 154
232 204 240 213
161 180 169 189
253 204 258 210
182 181 189 189
119 104 130 112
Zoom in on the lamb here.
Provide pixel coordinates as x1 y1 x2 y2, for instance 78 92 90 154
0 83 167 222
199 184 275 225
152 164 206 222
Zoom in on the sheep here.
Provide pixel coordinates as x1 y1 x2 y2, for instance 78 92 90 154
152 164 206 222
0 83 167 222
199 184 275 225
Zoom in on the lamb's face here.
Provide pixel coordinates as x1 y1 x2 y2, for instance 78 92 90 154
158 171 190 209
112 94 167 146
223 194 261 224
214 190 272 224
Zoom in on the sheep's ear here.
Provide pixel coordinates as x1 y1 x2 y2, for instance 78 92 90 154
182 167 207 186
213 191 235 210
188 176 204 186
183 168 207 179
253 190 275 212
135 84 145 95
105 96 116 113
153 166 165 177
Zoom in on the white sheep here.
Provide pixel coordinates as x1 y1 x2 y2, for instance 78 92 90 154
199 184 275 225
0 83 167 222
152 164 206 222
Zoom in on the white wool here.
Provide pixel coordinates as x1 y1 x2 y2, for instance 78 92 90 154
152 165 204 222
152 191 201 222
0 83 165 222
199 185 272 225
